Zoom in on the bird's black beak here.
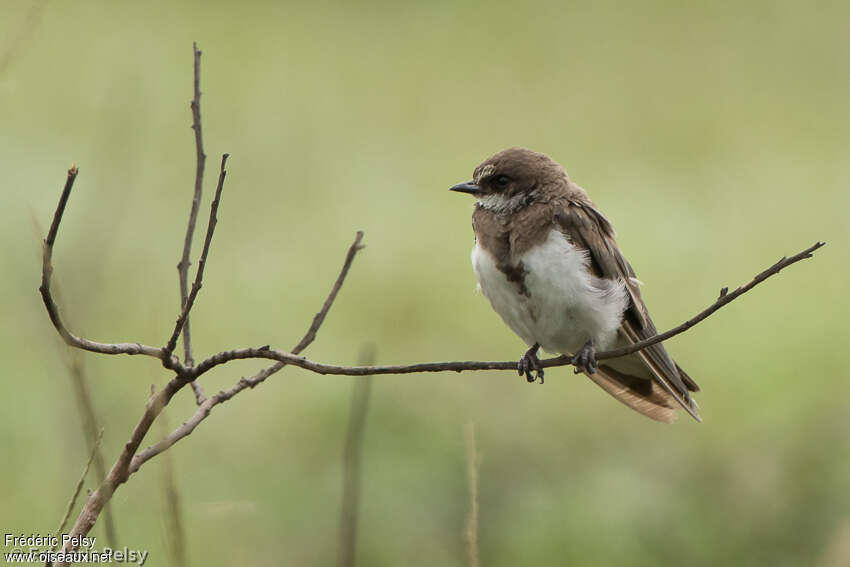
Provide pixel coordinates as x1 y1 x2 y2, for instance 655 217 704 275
449 181 483 196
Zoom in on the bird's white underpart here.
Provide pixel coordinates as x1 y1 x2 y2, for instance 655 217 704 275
472 229 628 355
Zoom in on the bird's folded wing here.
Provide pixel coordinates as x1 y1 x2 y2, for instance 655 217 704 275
553 198 700 420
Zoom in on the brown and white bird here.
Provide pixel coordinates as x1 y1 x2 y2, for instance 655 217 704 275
450 147 700 423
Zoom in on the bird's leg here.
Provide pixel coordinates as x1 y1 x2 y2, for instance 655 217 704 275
571 340 598 375
518 343 544 384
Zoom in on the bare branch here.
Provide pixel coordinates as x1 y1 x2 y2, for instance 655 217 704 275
129 231 366 473
187 241 826 378
38 166 180 369
178 42 208 404
128 392 216 475
164 153 230 358
293 230 366 354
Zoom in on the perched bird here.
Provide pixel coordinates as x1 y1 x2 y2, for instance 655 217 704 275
450 147 700 423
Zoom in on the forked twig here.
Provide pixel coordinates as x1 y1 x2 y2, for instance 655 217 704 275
129 231 365 473
164 153 229 358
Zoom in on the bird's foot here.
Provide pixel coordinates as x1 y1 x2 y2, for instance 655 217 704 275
571 340 598 375
518 343 544 384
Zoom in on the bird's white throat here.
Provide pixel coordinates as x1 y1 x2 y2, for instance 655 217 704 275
477 191 538 214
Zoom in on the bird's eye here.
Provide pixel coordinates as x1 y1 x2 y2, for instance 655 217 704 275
494 175 510 188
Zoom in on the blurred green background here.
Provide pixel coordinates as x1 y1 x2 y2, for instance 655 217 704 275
2 0 849 565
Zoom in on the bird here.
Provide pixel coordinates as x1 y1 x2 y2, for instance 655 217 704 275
450 147 700 423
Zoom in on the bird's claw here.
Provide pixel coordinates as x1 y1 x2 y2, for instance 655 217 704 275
571 341 598 375
518 343 544 384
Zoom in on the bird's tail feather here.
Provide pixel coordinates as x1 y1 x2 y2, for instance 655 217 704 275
585 365 683 424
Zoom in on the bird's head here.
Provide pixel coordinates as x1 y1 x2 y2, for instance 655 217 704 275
449 147 568 212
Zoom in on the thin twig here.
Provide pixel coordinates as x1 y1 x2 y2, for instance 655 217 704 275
292 232 366 355
163 153 229 359
464 422 480 567
129 231 366 474
178 42 208 404
338 346 375 567
52 429 103 551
